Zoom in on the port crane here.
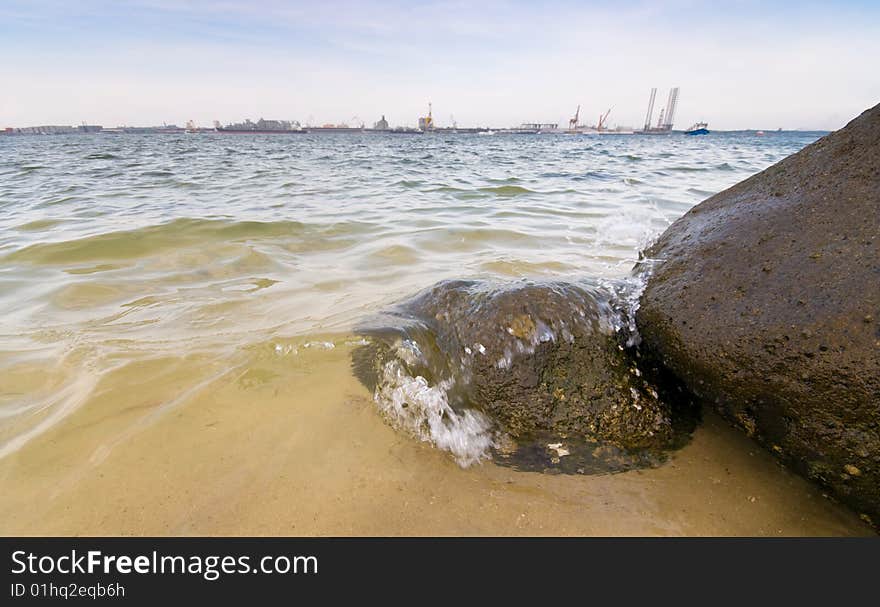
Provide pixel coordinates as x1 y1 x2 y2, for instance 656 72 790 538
597 108 612 131
568 105 580 132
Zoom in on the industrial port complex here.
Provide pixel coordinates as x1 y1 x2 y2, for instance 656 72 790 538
4 88 697 136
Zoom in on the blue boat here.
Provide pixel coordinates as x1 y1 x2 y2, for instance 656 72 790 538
685 122 710 135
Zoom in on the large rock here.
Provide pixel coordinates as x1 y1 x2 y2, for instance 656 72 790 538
636 104 880 522
355 279 696 471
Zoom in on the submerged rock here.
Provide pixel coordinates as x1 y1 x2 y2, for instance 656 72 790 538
636 104 880 521
353 279 697 471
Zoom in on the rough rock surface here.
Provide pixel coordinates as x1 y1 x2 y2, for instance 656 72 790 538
356 279 680 454
636 104 880 521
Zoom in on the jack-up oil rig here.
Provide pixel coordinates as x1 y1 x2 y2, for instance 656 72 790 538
638 87 679 134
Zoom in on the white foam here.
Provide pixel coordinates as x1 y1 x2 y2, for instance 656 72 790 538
302 341 335 350
274 343 298 355
373 353 495 468
593 201 669 255
596 270 655 348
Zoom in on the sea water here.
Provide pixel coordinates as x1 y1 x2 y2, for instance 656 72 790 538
0 131 818 456
4 131 867 536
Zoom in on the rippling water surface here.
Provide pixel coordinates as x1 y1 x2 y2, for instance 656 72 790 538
0 131 821 459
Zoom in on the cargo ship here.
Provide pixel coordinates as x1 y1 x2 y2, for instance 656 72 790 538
307 120 365 133
308 127 364 133
367 127 423 135
214 118 307 134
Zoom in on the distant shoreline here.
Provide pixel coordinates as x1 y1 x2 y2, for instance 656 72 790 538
1 127 829 137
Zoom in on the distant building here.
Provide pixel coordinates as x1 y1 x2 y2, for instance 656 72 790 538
374 115 389 130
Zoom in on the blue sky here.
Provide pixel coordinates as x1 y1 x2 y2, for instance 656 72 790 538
2 0 879 129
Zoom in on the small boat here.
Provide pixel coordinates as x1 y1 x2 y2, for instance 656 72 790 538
684 122 709 135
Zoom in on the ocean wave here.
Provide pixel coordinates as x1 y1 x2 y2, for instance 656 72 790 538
4 218 313 264
476 185 537 196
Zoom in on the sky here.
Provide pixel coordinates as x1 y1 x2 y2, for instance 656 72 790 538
1 0 879 130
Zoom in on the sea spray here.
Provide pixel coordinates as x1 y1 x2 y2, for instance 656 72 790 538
374 352 496 467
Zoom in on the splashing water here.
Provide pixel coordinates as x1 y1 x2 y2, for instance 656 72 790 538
360 275 687 469
374 353 496 467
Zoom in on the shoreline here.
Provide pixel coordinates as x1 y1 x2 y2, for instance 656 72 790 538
0 338 871 536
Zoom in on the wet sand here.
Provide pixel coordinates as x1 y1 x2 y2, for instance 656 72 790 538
0 338 872 536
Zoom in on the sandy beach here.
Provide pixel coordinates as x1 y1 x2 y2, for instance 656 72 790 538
0 338 870 536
